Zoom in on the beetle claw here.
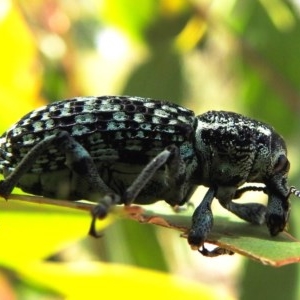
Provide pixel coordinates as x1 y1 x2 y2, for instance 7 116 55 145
199 245 234 257
88 215 103 238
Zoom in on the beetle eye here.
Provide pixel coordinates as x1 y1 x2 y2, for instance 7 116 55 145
274 155 290 174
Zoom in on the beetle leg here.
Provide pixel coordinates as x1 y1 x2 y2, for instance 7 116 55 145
187 187 216 249
233 186 267 199
89 193 120 237
58 132 114 196
0 131 114 197
0 131 121 237
122 145 175 204
199 245 234 257
54 132 122 237
90 145 178 237
216 186 267 225
265 190 290 236
0 132 73 197
225 201 266 225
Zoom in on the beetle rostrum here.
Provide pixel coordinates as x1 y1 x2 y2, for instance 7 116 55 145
0 96 299 256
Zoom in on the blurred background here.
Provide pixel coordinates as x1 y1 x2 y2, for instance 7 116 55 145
0 0 300 299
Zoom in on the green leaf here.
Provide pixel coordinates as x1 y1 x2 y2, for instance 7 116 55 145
17 262 223 300
100 0 157 40
0 200 112 267
129 206 300 267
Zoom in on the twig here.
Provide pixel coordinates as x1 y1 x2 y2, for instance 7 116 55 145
5 193 145 217
6 194 96 212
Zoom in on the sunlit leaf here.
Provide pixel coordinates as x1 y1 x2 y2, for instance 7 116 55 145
0 1 44 132
19 262 225 300
0 200 113 268
0 266 62 299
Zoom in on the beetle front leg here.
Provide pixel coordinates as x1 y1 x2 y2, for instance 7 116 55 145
189 187 233 257
233 186 266 199
224 202 266 225
188 187 215 249
265 191 290 236
218 186 267 225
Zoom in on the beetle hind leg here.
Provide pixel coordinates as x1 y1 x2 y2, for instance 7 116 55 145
0 130 119 237
121 145 176 205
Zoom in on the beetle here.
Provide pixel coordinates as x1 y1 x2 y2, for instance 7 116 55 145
0 95 299 256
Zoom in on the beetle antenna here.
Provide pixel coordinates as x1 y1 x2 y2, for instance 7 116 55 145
290 186 300 197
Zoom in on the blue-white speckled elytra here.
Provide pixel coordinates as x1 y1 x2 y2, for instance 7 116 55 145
0 95 299 256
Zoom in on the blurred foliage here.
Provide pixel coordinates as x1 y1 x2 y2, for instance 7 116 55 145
0 0 300 299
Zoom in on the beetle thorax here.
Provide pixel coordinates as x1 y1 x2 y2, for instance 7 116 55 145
194 111 275 187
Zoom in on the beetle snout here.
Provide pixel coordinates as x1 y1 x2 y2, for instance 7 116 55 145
265 176 290 236
266 192 290 236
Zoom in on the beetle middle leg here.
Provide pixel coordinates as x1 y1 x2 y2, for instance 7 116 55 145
121 145 176 204
90 145 177 236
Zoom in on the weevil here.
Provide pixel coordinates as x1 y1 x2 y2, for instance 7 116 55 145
0 96 299 256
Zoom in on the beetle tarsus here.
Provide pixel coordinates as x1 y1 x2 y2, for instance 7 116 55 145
199 245 234 257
